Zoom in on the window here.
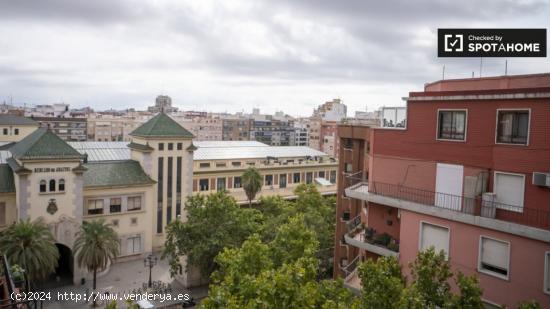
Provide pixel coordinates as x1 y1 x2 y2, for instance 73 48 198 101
0 202 5 226
420 222 449 256
545 252 550 294
496 110 529 145
265 175 273 186
14 128 19 135
216 162 227 168
293 173 300 183
158 143 164 150
246 162 255 166
199 162 211 168
2 128 7 135
279 174 287 188
438 110 466 141
58 179 65 191
217 178 226 191
127 196 142 211
87 199 104 215
199 179 209 191
234 176 242 188
49 179 56 192
319 171 325 178
127 235 141 254
330 170 337 184
40 180 47 193
381 106 407 128
345 163 353 173
232 161 241 167
168 143 173 150
306 172 313 184
478 236 510 279
177 143 182 150
494 172 524 211
110 198 121 213
343 138 353 149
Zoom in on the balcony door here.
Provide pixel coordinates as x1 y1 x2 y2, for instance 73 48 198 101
435 163 463 211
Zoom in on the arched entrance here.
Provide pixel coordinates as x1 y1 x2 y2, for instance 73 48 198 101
41 243 74 288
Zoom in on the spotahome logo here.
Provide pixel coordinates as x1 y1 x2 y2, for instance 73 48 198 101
438 29 546 57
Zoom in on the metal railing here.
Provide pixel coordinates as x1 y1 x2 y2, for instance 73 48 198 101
0 255 43 309
343 171 365 189
341 254 360 279
365 181 550 230
346 214 362 232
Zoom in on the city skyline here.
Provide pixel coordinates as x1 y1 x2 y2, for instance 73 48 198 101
1 0 549 116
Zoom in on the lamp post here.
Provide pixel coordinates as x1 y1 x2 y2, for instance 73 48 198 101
144 254 158 288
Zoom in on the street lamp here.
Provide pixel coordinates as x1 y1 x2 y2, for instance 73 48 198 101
144 254 158 288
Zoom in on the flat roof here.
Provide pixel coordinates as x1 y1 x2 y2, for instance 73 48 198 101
68 141 330 162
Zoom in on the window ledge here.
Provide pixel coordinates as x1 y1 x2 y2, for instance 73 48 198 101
436 138 466 143
84 209 146 218
477 268 509 281
39 191 66 196
495 142 529 147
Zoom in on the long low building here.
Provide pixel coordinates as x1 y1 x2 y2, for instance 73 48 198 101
0 113 337 288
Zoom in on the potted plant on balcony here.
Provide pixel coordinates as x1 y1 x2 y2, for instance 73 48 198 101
372 233 392 247
364 227 375 243
387 239 400 252
9 264 25 288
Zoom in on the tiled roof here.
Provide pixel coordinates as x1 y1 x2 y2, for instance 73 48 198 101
69 141 130 161
0 164 15 193
9 128 82 160
0 114 38 126
194 141 267 148
130 113 193 138
127 142 154 152
83 160 155 188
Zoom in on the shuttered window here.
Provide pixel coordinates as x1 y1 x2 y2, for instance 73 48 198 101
479 237 510 279
544 252 550 294
420 222 449 256
494 172 524 211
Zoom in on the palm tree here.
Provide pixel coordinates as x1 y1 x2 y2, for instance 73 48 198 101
242 167 263 207
0 218 59 291
73 220 119 307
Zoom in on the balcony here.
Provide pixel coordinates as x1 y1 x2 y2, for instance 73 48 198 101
341 255 361 295
345 179 550 234
344 215 399 258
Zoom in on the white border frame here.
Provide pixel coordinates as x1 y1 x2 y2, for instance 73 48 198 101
544 251 550 295
477 235 511 281
419 221 451 258
493 171 526 211
494 108 531 146
436 109 468 142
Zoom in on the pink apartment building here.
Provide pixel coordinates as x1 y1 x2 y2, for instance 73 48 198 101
334 73 550 308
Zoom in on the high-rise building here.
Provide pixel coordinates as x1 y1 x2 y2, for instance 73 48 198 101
334 73 550 308
32 117 87 141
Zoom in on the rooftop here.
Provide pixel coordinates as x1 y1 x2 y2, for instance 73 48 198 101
0 114 38 126
130 112 193 138
424 72 550 92
83 160 155 188
9 128 83 161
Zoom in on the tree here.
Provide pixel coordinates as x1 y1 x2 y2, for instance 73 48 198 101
517 300 541 309
0 218 59 290
200 216 355 309
162 191 263 278
242 167 262 207
357 256 404 309
73 219 119 307
446 272 484 309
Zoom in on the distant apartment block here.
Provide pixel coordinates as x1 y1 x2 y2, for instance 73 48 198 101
32 117 87 141
222 118 252 141
148 95 178 113
334 73 550 308
192 141 337 203
313 98 347 121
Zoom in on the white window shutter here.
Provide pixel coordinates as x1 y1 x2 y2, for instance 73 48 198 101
481 238 509 270
494 173 524 208
421 223 449 255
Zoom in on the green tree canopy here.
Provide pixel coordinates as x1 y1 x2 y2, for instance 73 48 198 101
0 218 59 289
162 191 263 277
357 256 404 309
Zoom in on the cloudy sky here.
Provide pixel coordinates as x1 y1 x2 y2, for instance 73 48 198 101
0 0 549 116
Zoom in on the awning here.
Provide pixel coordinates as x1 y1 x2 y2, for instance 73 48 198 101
315 177 332 186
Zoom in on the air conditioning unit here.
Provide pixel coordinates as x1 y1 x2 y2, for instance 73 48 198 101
532 172 550 187
481 192 497 219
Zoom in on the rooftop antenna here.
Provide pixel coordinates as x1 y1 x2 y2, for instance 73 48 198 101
479 57 483 77
504 60 508 76
472 71 475 78
442 64 445 80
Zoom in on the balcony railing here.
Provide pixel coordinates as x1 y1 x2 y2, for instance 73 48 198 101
362 181 550 230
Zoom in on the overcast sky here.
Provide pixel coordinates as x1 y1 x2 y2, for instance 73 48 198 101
0 0 549 116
